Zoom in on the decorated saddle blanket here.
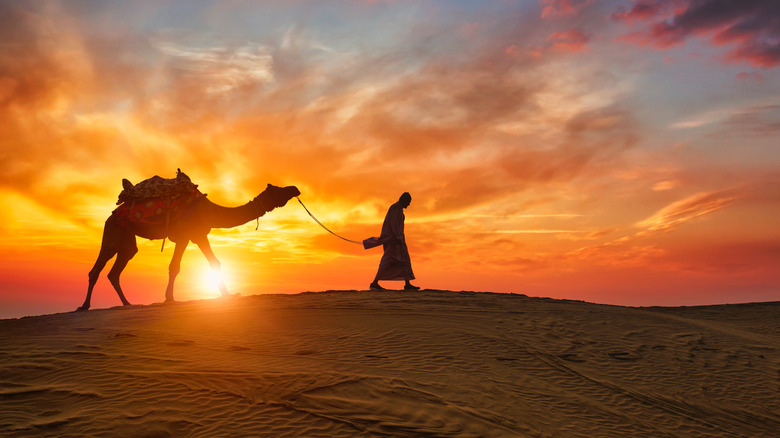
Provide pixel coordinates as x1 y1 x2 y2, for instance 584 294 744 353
116 169 198 205
113 189 204 227
112 169 205 227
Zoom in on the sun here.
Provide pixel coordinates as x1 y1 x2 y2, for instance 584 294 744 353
202 267 232 296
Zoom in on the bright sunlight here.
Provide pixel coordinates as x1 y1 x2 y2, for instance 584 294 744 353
202 268 231 297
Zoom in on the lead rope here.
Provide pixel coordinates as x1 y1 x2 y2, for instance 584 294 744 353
296 197 363 245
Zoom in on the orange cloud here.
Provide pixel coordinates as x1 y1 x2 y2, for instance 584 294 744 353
637 190 737 232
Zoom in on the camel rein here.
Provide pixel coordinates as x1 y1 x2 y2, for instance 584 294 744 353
158 196 362 251
296 197 363 245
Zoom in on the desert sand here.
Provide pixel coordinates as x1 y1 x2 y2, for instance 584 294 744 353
0 290 778 437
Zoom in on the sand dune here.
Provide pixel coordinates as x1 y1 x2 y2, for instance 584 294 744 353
0 290 778 437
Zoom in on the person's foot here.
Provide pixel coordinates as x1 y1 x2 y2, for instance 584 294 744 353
370 282 385 291
404 283 420 291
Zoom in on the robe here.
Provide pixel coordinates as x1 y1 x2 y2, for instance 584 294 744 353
363 201 415 281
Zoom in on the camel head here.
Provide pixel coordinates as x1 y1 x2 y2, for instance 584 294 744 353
254 184 301 214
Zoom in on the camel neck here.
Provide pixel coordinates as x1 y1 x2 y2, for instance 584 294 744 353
204 198 264 229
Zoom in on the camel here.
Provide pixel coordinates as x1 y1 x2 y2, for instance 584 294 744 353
77 183 301 311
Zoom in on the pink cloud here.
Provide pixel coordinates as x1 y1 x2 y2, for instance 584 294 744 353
540 0 594 19
612 1 662 23
727 43 780 68
548 29 590 52
504 44 543 59
614 0 780 68
612 0 687 23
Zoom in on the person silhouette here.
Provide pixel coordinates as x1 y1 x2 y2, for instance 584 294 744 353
363 192 420 291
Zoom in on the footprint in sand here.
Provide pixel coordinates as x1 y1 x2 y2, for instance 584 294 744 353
559 353 586 363
608 351 642 361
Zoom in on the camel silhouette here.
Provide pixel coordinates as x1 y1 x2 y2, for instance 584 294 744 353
78 183 301 311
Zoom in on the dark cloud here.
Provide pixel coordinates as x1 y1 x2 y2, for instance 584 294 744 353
614 0 780 67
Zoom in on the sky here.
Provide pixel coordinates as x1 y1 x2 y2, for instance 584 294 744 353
1 0 779 318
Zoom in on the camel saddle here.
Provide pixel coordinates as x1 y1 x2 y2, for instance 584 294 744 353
116 168 199 205
113 169 205 228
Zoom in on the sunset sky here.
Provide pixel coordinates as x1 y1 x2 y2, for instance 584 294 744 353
1 0 779 318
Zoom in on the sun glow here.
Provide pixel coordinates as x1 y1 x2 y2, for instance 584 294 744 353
202 268 232 296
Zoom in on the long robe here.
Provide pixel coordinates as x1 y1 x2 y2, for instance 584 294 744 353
363 202 415 281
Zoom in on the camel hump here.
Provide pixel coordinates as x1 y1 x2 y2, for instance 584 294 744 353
116 170 199 205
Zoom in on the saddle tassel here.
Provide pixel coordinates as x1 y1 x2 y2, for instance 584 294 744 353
161 197 171 252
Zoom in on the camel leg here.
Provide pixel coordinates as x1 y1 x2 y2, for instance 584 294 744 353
165 240 189 302
106 231 137 307
78 217 121 311
194 237 230 296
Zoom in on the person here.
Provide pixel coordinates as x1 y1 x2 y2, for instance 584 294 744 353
363 192 420 291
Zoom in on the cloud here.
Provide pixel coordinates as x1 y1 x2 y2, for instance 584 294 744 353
548 29 590 52
636 190 737 232
614 0 780 67
541 0 595 19
652 180 678 191
0 0 639 247
150 38 275 94
671 101 780 135
566 188 739 267
0 2 119 218
670 106 736 129
611 0 685 24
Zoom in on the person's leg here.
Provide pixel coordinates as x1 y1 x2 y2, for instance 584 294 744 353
370 272 385 290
